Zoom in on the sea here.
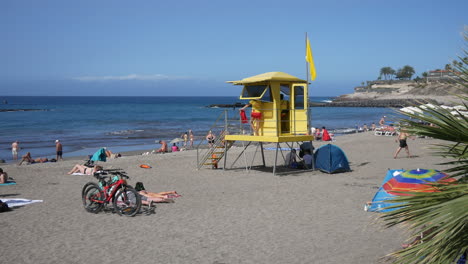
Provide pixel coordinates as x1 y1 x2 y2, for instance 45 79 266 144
0 96 397 162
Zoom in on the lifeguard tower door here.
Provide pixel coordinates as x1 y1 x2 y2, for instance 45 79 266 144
291 83 308 135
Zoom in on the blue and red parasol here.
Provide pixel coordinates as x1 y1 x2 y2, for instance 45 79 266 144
367 169 455 212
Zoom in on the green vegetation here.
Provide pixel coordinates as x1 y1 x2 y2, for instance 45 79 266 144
381 29 468 264
380 67 396 80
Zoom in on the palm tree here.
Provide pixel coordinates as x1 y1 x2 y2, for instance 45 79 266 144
380 67 394 80
381 29 468 264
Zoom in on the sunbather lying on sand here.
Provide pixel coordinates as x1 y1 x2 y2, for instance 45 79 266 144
135 182 181 204
0 168 8 183
67 164 103 175
105 149 121 159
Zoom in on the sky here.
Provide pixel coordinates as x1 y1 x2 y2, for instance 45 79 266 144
1 0 467 97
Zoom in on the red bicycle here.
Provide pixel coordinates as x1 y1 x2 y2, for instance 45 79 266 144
82 169 141 217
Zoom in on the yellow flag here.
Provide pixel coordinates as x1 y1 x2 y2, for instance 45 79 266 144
305 37 316 81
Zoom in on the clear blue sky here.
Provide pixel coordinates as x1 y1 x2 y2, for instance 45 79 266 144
1 0 466 96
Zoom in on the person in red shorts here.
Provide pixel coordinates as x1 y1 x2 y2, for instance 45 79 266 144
240 100 262 136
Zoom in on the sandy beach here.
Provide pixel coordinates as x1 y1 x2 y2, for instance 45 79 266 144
0 132 451 264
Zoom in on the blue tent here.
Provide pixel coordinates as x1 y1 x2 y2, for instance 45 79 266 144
91 148 107 162
366 169 404 212
314 144 350 173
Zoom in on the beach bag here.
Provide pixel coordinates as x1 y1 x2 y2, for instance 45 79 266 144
135 182 145 192
0 200 10 212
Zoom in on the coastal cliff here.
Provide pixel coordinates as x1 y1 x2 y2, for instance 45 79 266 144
328 80 467 107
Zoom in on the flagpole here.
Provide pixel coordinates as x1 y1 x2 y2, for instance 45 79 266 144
305 32 311 134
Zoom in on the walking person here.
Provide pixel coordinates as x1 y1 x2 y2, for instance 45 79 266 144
55 140 63 161
394 130 414 159
11 141 19 161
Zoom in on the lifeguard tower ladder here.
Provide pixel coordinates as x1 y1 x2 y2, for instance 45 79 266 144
197 72 314 175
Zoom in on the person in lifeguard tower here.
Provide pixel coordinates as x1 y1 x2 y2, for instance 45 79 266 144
240 100 262 136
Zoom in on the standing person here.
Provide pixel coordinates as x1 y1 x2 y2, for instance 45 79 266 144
55 140 63 161
394 130 414 159
183 132 188 148
379 116 386 127
11 141 19 160
189 130 194 148
206 130 215 148
240 100 262 136
371 122 376 131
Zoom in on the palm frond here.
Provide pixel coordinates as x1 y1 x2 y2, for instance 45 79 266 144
381 28 468 264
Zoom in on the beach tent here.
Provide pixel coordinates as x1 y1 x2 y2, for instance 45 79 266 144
366 169 455 212
314 144 350 173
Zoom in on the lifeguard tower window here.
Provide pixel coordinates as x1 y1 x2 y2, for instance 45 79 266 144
294 86 305 109
240 85 272 102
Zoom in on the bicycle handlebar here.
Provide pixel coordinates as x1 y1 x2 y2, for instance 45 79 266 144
93 169 130 179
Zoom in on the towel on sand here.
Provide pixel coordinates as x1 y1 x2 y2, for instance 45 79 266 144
2 198 43 208
0 181 16 185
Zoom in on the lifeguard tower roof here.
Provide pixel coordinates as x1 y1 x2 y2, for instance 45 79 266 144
227 72 307 85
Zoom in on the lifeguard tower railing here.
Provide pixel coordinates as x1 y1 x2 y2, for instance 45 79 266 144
196 106 311 170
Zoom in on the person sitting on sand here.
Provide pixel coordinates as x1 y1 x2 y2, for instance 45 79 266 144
135 182 181 204
171 143 179 152
156 140 168 153
322 127 332 141
302 150 313 169
67 164 103 175
0 168 8 184
18 152 35 165
285 149 297 168
315 128 322 140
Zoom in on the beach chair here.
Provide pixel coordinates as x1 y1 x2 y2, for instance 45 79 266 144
374 129 384 136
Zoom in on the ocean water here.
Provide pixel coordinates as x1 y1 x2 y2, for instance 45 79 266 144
0 96 395 161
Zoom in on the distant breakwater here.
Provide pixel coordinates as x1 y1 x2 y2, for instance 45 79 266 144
312 98 438 108
0 109 47 112
208 99 437 108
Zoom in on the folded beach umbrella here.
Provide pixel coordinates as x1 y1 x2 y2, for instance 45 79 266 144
366 169 455 212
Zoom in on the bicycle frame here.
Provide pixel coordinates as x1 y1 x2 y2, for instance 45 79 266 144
92 176 128 204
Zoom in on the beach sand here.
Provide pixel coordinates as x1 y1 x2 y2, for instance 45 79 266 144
0 132 450 264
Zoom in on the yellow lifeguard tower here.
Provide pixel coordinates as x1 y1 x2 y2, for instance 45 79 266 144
225 71 313 142
196 71 314 175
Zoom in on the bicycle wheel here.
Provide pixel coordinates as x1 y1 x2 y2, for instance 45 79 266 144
82 183 105 214
112 186 141 217
81 182 99 198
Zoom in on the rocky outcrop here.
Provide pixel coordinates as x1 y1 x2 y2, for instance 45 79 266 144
322 98 437 108
338 80 466 106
